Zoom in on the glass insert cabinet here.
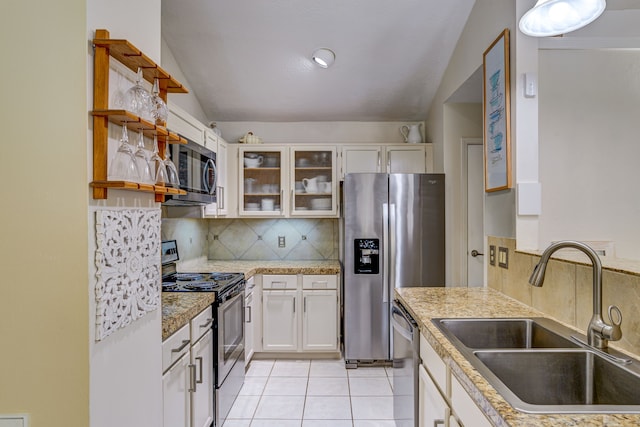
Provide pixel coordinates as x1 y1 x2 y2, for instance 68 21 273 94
238 146 337 217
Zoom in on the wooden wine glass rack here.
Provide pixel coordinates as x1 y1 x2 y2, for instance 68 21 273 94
90 29 188 202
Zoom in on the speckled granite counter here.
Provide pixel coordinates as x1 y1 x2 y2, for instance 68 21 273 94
162 259 341 340
395 287 640 427
177 258 341 278
162 293 216 340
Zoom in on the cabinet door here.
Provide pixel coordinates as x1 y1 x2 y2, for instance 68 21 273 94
302 290 338 351
290 146 338 217
216 138 228 215
386 146 427 174
245 288 254 363
340 145 382 179
451 375 492 427
167 104 205 147
239 146 287 216
419 364 450 427
191 330 214 427
162 351 191 427
262 290 298 351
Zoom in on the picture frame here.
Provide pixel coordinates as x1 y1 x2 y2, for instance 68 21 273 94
483 28 511 192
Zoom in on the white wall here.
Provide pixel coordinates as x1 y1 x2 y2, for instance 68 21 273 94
87 1 163 426
538 49 640 260
425 0 518 285
161 38 210 124
216 121 424 145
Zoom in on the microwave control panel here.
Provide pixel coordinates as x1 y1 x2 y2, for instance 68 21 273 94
354 238 379 274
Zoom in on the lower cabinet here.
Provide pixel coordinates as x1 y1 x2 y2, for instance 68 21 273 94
162 306 214 427
419 333 491 427
261 274 339 353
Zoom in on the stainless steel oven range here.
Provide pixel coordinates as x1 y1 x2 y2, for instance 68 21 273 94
162 240 245 427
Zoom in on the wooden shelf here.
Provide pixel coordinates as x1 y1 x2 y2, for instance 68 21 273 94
91 29 187 200
91 110 186 144
92 36 188 94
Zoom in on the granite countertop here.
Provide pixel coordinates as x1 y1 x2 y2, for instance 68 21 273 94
395 287 640 427
162 259 341 340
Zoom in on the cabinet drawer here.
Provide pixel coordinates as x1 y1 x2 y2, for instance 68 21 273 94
190 305 214 344
162 324 190 373
420 333 448 395
263 274 297 289
302 275 337 290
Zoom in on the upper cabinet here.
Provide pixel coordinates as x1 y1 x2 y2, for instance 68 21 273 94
238 146 287 216
167 104 205 146
340 143 433 179
290 146 338 217
90 29 188 202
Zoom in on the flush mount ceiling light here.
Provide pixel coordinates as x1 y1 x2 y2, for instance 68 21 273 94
311 48 335 68
519 0 606 37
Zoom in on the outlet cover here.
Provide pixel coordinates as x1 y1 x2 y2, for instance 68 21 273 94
489 245 496 266
278 236 286 248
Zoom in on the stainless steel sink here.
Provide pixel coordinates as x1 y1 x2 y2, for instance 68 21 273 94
474 350 640 412
431 317 640 413
436 318 577 349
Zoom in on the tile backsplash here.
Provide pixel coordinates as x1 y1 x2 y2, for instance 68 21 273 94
488 236 640 358
162 217 339 263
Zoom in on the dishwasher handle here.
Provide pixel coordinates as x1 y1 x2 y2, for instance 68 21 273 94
391 303 415 341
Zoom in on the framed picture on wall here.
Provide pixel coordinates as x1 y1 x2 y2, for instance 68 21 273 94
483 28 511 192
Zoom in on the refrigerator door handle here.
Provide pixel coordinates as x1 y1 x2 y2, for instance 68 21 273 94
389 203 396 292
383 202 389 303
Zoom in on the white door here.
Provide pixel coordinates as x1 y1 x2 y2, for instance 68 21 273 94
262 290 298 351
302 290 338 351
340 146 382 179
466 142 484 287
191 330 214 427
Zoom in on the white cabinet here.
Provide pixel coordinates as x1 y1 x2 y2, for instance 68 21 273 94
302 289 338 351
386 145 430 174
162 351 191 427
418 364 450 427
162 307 214 427
190 330 214 427
245 276 257 364
290 146 338 217
203 131 229 217
340 144 434 179
238 146 287 216
167 104 205 146
262 289 298 351
419 333 491 427
261 274 338 354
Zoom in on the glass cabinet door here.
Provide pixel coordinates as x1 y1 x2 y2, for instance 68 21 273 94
239 147 286 216
290 147 337 216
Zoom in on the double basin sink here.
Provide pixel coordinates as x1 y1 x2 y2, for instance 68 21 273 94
432 317 640 413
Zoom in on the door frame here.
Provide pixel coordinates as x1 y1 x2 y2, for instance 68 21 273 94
460 138 484 287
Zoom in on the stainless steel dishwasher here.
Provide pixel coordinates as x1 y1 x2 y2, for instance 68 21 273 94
392 300 419 427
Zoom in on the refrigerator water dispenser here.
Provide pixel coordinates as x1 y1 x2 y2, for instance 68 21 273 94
354 239 379 274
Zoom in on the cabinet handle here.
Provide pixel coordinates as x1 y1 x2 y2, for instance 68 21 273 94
171 339 190 353
387 152 391 172
200 318 214 329
434 420 445 427
188 363 197 392
290 189 294 211
281 190 284 214
293 298 296 313
304 296 307 312
377 151 381 171
196 356 204 384
246 306 252 323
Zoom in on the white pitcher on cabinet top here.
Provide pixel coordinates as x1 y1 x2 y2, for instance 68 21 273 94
400 123 423 144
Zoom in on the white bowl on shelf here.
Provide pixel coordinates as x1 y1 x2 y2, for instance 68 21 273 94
310 198 332 210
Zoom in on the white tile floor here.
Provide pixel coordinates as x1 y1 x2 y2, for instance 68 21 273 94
223 359 396 427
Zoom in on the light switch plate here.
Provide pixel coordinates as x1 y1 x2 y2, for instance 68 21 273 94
498 247 509 269
278 236 286 248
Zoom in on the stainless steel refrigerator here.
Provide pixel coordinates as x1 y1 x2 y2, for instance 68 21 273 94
342 173 445 366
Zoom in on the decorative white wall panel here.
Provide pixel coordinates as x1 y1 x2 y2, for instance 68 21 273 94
95 209 161 341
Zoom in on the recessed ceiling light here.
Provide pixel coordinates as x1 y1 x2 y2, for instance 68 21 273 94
312 48 335 68
519 0 607 37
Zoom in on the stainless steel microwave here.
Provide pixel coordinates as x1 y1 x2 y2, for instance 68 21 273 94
163 136 217 205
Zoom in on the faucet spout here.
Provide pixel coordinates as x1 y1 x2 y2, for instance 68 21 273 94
528 240 622 349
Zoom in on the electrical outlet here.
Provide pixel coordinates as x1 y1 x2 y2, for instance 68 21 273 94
278 236 286 248
489 245 496 266
498 247 509 269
